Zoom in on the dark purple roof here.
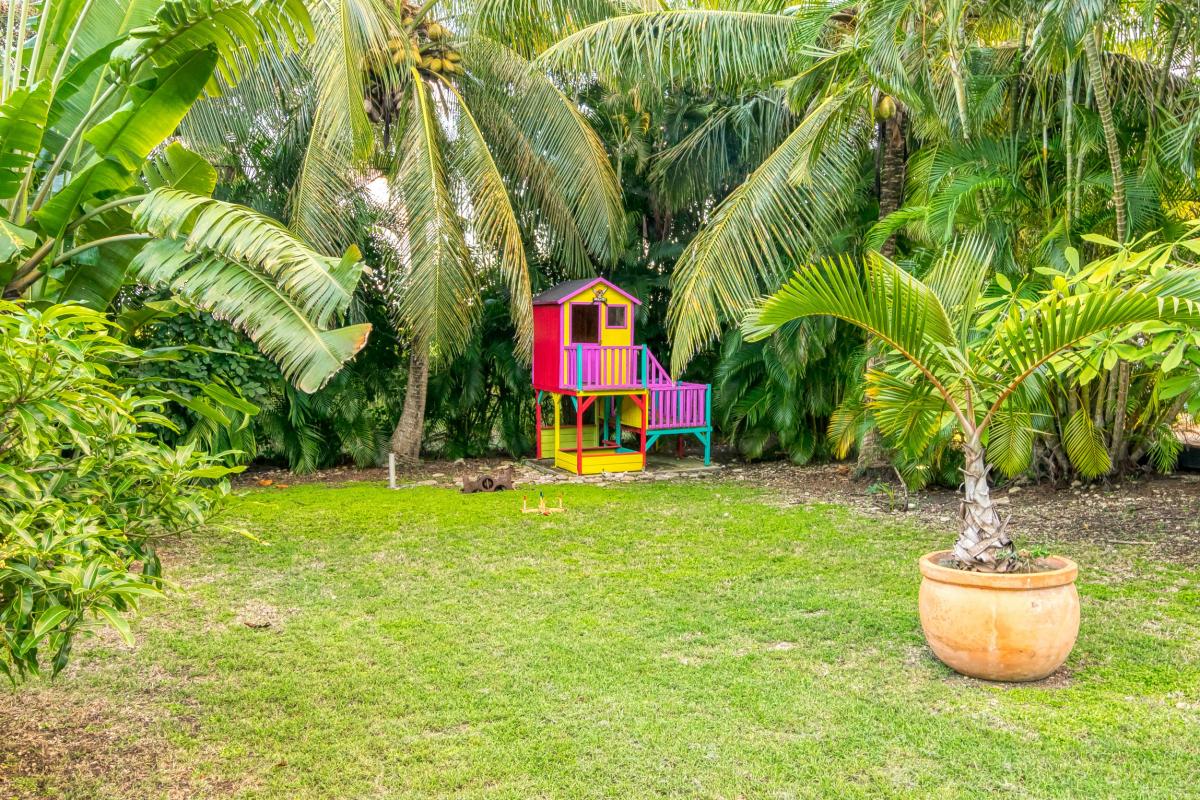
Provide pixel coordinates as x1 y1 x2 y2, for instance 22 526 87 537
531 277 640 306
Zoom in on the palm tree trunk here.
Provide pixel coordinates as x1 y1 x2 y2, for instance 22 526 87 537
390 342 429 464
857 110 908 476
877 110 907 260
954 437 1012 569
1108 360 1132 470
1086 23 1134 472
1084 25 1126 244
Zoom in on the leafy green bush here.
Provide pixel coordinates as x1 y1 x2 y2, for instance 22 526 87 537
713 318 857 464
0 303 238 681
128 303 279 461
424 295 534 459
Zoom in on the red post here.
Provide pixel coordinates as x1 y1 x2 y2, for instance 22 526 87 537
630 393 648 468
576 397 584 475
640 402 647 467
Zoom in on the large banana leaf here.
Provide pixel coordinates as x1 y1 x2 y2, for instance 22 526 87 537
130 240 370 393
142 141 217 194
133 188 363 325
130 189 370 392
56 235 142 310
86 49 220 170
0 82 51 199
36 48 218 238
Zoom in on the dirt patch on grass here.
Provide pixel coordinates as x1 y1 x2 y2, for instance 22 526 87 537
0 686 244 800
235 599 289 630
737 461 1200 562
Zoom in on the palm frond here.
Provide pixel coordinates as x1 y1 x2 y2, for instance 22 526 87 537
922 234 995 344
985 401 1034 477
650 89 799 211
867 366 954 461
290 0 404 250
462 37 624 267
744 252 962 391
988 288 1200 392
462 0 629 57
440 77 533 361
1062 406 1111 478
539 10 802 95
666 108 868 374
389 73 477 360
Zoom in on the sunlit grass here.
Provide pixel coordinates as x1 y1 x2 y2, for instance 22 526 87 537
9 481 1200 799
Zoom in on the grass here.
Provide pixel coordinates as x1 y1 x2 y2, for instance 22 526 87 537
4 479 1200 799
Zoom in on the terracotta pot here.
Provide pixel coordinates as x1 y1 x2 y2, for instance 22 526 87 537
918 550 1080 682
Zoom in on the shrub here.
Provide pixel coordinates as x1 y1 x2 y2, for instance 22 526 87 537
0 303 238 681
128 302 278 462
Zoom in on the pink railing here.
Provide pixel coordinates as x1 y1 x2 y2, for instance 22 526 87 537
648 382 708 430
563 345 644 389
644 349 673 386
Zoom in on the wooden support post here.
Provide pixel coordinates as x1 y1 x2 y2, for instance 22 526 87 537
602 395 609 444
534 395 543 459
629 393 647 468
388 452 397 489
576 395 585 475
640 404 647 468
704 385 712 465
616 397 622 446
553 394 561 458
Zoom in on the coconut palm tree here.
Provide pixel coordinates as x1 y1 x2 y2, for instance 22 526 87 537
181 0 626 462
0 0 372 392
743 234 1200 569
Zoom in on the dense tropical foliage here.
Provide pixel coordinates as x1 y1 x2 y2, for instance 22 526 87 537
0 303 238 680
176 0 625 463
544 0 1200 477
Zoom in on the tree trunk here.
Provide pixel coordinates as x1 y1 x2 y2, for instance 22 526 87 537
1107 360 1132 470
877 110 908 260
857 109 908 476
954 437 1013 569
1084 25 1126 244
390 343 429 464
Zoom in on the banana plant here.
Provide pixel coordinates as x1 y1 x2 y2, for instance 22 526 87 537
0 0 370 392
743 236 1200 571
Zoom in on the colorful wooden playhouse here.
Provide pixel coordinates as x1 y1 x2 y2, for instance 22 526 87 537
532 278 712 475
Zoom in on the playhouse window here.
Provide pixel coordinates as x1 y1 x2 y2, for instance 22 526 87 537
570 304 600 344
606 305 627 328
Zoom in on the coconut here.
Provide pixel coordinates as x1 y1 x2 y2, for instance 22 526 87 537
877 95 897 120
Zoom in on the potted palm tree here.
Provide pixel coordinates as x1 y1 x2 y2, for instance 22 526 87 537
744 236 1200 681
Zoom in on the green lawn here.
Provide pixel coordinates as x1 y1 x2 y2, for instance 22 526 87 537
5 480 1200 799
